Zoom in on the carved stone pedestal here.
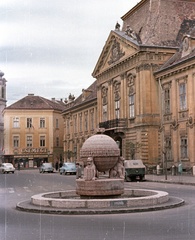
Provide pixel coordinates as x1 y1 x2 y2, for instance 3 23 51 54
76 178 124 197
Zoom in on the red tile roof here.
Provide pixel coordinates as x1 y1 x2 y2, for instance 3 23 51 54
6 94 66 111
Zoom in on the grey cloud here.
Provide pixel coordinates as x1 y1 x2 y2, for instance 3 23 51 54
0 45 97 67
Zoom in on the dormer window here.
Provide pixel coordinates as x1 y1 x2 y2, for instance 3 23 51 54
182 35 191 58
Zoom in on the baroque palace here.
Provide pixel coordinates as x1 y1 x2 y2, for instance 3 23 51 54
62 0 195 171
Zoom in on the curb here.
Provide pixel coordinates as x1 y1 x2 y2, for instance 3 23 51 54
146 178 195 186
16 196 185 215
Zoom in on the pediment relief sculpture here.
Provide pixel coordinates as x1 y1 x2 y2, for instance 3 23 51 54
108 38 125 65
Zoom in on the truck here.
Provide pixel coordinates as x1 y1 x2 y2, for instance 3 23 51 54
124 159 146 181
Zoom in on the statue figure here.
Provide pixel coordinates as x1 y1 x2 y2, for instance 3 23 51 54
109 157 125 179
83 157 98 181
125 25 137 40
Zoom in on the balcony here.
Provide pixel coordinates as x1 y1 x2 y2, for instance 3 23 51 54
99 118 127 130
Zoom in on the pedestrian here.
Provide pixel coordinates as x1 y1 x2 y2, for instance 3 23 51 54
76 163 82 179
55 161 59 171
59 161 63 169
18 162 20 171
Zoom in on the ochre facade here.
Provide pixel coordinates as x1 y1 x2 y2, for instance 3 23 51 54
63 0 195 171
3 94 64 168
62 83 97 163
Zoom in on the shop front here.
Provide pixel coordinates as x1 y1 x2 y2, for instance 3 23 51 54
12 147 52 169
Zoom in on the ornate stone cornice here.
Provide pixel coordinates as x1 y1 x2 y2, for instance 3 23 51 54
155 63 195 80
136 63 159 72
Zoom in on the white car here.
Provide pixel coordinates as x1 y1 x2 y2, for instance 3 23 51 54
0 163 15 174
39 163 54 173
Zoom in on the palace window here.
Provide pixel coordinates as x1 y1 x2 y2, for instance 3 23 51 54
56 119 59 128
26 135 33 147
113 81 121 119
115 100 120 119
129 94 135 118
128 78 135 119
56 137 59 147
90 111 94 130
40 118 45 128
101 86 108 122
164 88 170 114
13 117 19 128
13 136 19 148
165 137 172 161
179 83 187 111
40 135 45 147
79 114 82 132
84 113 88 131
180 137 188 159
102 105 107 122
67 119 70 134
74 116 77 133
27 118 32 128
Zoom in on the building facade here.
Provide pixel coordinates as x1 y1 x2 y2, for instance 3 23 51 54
63 0 195 171
3 94 65 168
155 32 195 170
92 0 195 169
0 71 6 163
62 82 97 163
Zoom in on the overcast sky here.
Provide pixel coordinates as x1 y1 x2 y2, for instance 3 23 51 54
0 0 138 106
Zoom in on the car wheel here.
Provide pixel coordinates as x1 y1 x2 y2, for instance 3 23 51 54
12 171 14 174
60 172 62 175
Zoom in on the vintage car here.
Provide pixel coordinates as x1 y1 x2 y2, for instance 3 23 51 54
59 162 76 175
0 163 15 174
124 159 146 181
39 163 54 173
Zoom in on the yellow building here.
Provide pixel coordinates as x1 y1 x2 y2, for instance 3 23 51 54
155 32 195 170
3 94 65 168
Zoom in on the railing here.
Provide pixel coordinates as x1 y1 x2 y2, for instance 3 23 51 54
99 118 127 129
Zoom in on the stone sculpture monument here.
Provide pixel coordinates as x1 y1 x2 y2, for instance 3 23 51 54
76 129 125 197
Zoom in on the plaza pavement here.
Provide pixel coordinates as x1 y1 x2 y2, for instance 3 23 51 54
16 172 192 215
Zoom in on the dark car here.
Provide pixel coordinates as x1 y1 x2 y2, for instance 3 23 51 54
59 162 76 175
124 160 146 181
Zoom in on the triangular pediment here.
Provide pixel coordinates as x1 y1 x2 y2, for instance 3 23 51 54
92 30 140 78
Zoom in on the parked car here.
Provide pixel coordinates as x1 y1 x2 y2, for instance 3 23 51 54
0 163 15 174
39 163 54 173
124 159 146 181
59 162 76 175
